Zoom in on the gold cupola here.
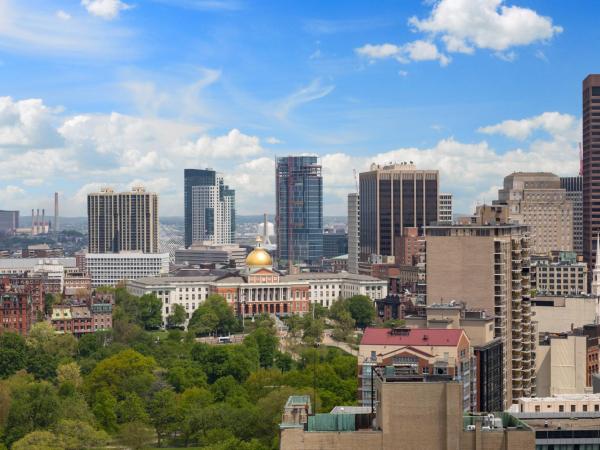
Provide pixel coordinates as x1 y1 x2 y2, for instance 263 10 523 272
246 236 273 268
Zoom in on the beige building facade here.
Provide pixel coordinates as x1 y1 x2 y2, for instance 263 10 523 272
495 172 573 255
280 378 534 450
532 295 600 334
515 393 600 413
535 334 587 397
425 224 536 405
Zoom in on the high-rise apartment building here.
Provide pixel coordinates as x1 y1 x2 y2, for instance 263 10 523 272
561 176 583 255
583 75 600 268
438 193 453 224
425 224 536 406
347 193 360 274
184 169 235 247
87 187 159 253
0 210 19 234
275 156 323 267
359 162 438 262
495 172 573 255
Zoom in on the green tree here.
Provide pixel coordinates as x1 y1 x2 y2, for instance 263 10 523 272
189 295 236 336
302 316 325 345
4 380 60 445
54 419 110 450
331 309 355 342
116 392 149 424
244 326 278 368
167 303 187 329
85 349 157 400
346 295 375 329
0 333 27 378
148 389 180 447
56 362 83 390
92 388 118 432
137 293 163 329
11 430 63 450
117 422 156 450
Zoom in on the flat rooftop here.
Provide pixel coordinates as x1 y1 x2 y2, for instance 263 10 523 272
524 417 600 431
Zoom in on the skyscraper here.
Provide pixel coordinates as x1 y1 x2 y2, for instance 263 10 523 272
347 193 360 274
425 224 535 407
87 187 159 253
438 192 453 224
561 176 583 255
583 75 600 268
496 172 573 255
184 169 235 247
275 156 323 267
359 162 439 262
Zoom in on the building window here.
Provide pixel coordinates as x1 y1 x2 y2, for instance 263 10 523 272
571 405 576 412
559 405 564 412
535 405 540 412
583 405 588 412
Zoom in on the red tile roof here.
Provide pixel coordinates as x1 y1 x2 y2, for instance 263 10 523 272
360 327 465 347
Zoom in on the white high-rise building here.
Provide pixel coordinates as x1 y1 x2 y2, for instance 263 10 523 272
191 174 235 245
438 193 453 224
347 193 360 274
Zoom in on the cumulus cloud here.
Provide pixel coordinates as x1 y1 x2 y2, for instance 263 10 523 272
0 97 63 148
410 0 562 53
356 40 450 66
478 112 579 141
356 0 561 67
319 112 579 214
81 0 131 20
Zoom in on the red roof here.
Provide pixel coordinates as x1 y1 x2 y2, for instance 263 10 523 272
360 327 464 347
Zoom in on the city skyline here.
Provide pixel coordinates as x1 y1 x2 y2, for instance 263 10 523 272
0 0 591 217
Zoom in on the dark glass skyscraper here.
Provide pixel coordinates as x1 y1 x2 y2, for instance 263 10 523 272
583 75 600 268
275 156 323 267
359 162 438 262
184 169 216 248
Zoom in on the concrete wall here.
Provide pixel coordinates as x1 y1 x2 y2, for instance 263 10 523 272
533 297 599 333
426 236 495 312
535 336 587 397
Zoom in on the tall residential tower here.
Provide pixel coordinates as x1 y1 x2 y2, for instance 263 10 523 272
184 169 235 247
87 187 159 253
275 156 323 267
583 75 600 268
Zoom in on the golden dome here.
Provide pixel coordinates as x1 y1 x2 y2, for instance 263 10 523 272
246 236 272 267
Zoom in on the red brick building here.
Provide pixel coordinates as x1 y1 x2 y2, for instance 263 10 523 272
0 276 43 335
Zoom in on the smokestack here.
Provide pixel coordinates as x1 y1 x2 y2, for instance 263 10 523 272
42 209 45 234
31 209 34 234
36 209 40 235
54 192 59 234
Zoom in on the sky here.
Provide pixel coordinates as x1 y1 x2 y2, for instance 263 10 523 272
0 0 596 217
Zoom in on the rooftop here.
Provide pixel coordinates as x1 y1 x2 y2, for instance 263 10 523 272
361 327 464 347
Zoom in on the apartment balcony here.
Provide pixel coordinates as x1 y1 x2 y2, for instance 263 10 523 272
512 353 522 363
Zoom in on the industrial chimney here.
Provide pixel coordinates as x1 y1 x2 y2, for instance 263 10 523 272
41 209 45 234
31 209 34 235
36 209 40 235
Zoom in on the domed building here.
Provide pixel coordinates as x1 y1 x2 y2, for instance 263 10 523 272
245 236 273 269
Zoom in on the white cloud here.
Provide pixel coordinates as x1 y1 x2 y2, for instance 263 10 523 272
275 79 335 120
356 0 561 67
0 97 63 148
81 0 131 20
56 10 71 20
478 112 579 141
410 0 562 52
356 40 450 66
0 185 25 203
265 136 283 145
178 129 263 159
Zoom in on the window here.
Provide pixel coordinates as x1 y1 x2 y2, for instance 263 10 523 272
559 405 564 412
535 405 540 412
571 405 576 412
595 405 599 412
583 405 588 412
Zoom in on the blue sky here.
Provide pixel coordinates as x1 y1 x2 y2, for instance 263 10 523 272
0 0 595 216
